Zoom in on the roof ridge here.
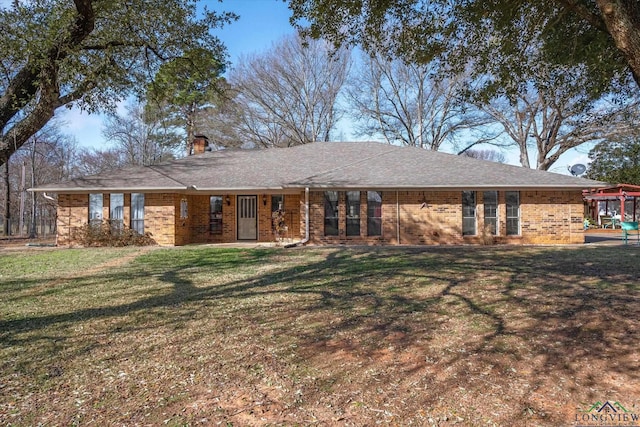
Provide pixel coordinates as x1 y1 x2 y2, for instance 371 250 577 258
295 143 398 182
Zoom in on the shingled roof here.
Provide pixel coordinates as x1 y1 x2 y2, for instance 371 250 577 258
32 141 605 193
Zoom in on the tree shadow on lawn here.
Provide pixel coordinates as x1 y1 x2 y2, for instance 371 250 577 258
278 247 640 424
1 245 639 425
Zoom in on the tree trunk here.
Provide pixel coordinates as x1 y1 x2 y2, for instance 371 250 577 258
596 0 640 86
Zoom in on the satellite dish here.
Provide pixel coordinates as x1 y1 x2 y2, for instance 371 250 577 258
569 164 586 176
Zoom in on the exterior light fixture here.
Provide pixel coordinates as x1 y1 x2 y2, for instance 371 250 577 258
263 194 267 206
225 195 230 206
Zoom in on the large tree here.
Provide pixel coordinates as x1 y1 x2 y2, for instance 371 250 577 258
193 80 244 150
587 134 640 185
145 47 226 156
288 1 640 95
102 101 180 166
0 0 235 166
347 52 489 151
478 84 639 170
2 120 78 236
228 34 350 148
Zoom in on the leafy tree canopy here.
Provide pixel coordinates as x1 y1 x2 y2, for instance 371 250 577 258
0 0 236 165
587 135 640 185
288 1 640 98
147 47 225 107
145 47 226 155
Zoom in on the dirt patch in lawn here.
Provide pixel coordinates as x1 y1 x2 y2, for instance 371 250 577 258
1 245 639 426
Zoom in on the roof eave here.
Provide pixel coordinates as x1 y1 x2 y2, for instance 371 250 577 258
284 183 606 191
29 186 187 193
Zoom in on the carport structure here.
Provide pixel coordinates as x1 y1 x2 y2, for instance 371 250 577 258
583 184 640 223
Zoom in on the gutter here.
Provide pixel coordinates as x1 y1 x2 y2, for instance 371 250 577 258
43 193 57 203
285 187 310 248
396 190 400 245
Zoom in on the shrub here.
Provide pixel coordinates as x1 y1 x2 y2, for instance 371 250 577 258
74 220 156 247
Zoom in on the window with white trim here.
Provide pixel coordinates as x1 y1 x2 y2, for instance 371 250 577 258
210 196 223 234
462 191 476 236
271 195 284 212
131 193 145 235
367 191 382 236
110 193 124 233
180 198 188 219
483 191 498 235
506 191 520 235
346 191 361 236
324 191 339 236
89 193 103 226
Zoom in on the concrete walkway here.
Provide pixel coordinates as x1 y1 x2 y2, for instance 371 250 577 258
584 230 640 245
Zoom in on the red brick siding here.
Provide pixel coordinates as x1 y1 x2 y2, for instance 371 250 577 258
255 194 302 242
56 189 585 246
308 189 584 245
517 190 584 244
145 193 177 246
56 194 88 246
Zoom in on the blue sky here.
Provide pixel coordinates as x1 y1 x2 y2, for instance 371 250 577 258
60 0 297 150
211 0 295 64
17 0 589 173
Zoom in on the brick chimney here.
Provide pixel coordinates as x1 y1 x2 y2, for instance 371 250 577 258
193 135 210 154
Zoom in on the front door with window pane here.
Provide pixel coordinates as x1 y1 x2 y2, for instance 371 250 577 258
237 196 257 240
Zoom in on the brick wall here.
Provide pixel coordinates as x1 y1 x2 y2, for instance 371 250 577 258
173 194 236 244
308 189 585 246
145 193 177 246
57 194 88 246
150 193 302 245
518 190 584 244
56 189 584 246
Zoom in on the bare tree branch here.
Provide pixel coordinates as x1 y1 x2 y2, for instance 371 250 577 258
347 52 490 152
227 34 350 148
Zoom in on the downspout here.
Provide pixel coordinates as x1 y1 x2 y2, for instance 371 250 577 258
304 187 309 244
285 187 310 248
396 190 400 245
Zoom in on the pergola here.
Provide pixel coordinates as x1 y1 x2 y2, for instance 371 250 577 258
583 184 640 223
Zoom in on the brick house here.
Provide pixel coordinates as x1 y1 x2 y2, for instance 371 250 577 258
32 138 605 246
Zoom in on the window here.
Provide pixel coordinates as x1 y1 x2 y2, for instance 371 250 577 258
346 191 361 236
483 191 498 235
271 195 284 212
324 191 339 236
109 193 124 233
367 191 382 236
506 191 520 235
210 196 223 234
131 193 145 235
180 198 188 219
462 191 476 236
89 193 103 226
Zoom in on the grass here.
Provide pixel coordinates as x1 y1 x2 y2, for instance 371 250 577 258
1 244 639 426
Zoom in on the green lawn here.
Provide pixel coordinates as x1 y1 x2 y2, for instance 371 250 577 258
1 245 639 426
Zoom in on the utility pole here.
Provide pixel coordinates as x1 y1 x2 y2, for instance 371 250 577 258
2 159 9 236
19 161 25 237
29 137 37 238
